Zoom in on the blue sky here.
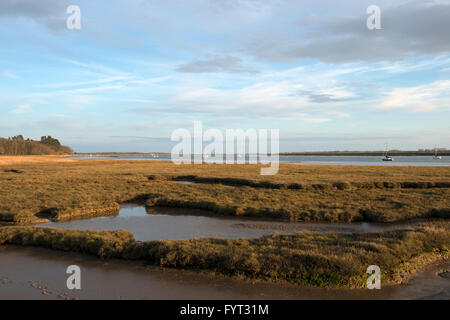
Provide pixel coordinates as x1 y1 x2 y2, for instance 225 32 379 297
0 0 449 152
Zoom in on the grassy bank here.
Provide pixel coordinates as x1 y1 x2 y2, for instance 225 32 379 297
145 184 449 222
172 175 450 189
0 158 449 223
0 222 448 287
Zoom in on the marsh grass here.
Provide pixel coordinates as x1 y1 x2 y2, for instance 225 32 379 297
0 159 449 223
146 184 449 222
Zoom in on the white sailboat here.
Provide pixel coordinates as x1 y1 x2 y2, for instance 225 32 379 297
382 144 394 161
433 145 442 160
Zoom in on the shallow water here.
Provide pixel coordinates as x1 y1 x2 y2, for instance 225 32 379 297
70 155 450 166
0 246 448 300
39 204 424 241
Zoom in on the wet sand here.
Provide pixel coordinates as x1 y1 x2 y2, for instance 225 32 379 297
39 204 426 241
0 246 448 300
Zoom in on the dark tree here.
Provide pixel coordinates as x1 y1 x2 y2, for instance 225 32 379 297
40 136 62 149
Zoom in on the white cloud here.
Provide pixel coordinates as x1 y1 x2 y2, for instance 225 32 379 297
376 80 450 112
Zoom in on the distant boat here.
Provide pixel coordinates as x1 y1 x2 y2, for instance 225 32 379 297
382 144 394 161
433 145 442 160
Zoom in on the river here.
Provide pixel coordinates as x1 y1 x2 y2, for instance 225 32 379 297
70 155 450 166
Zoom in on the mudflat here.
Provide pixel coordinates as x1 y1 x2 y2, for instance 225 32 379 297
0 246 448 300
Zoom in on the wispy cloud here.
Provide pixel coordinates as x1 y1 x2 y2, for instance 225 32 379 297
35 114 83 131
177 55 258 74
63 59 133 77
11 103 32 114
300 118 332 124
3 70 20 79
10 99 46 114
34 76 133 89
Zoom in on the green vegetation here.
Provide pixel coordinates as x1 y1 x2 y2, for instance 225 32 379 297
0 222 448 287
0 136 72 155
0 159 448 224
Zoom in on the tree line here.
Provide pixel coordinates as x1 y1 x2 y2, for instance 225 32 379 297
0 135 73 155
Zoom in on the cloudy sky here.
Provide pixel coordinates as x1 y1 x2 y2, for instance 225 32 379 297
1 0 449 152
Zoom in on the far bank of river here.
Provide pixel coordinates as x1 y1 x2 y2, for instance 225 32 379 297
69 155 450 166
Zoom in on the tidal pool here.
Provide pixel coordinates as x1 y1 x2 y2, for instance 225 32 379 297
39 204 424 241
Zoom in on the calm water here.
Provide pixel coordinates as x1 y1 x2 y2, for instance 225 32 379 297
70 155 450 166
39 204 423 241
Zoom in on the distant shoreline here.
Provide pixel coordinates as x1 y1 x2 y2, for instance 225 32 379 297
280 151 450 156
70 151 450 157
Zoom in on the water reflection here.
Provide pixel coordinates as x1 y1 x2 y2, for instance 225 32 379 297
39 204 423 241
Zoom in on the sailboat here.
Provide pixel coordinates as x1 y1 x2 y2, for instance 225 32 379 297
433 145 442 160
382 144 394 161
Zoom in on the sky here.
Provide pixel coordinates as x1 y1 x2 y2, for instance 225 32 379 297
0 0 449 152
